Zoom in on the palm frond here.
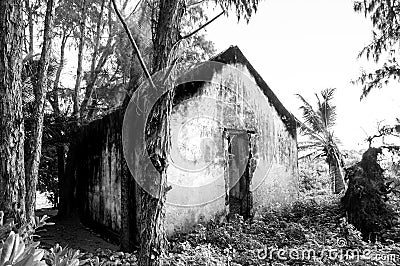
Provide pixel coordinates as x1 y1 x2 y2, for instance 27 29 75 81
298 140 322 151
295 117 327 144
318 88 337 129
296 93 325 134
298 148 324 160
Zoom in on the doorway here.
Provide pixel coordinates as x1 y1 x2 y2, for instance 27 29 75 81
223 128 256 220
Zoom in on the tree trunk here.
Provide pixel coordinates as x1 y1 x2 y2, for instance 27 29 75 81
24 0 34 54
50 29 69 115
137 93 173 266
0 0 26 222
73 0 87 122
137 0 185 265
151 0 185 72
25 0 56 221
52 28 69 212
328 154 346 194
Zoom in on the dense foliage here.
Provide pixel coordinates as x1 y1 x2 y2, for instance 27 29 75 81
298 157 331 196
162 197 400 266
353 0 400 98
6 195 394 266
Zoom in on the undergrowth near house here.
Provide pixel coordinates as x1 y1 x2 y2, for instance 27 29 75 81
165 196 400 266
3 194 400 265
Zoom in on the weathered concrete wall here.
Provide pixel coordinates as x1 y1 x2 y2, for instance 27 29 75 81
74 110 123 239
164 60 299 235
69 46 299 244
228 63 299 209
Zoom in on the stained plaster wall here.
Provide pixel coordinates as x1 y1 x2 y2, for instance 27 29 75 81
70 59 298 240
74 110 123 238
165 62 299 235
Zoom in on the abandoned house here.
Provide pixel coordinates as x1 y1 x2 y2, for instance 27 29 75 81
63 46 299 250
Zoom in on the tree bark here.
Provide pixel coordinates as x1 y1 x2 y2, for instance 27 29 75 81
0 0 26 222
51 28 69 212
137 94 172 266
25 0 56 221
73 0 87 122
137 0 185 265
24 0 34 54
328 154 346 194
151 0 185 72
50 28 69 116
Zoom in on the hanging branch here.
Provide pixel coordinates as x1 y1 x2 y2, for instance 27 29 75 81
111 0 156 89
179 10 225 41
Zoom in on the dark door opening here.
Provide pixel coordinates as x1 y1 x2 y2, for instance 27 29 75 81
223 129 256 220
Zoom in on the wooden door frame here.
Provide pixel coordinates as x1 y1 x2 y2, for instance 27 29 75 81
223 128 256 220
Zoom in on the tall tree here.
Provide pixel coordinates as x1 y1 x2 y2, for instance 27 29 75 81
25 0 56 221
137 2 185 264
73 0 87 121
297 88 346 194
0 0 26 221
114 0 261 265
44 2 74 215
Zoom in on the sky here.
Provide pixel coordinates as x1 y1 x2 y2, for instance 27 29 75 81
204 0 400 150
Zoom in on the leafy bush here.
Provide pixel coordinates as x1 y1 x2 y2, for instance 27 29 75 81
0 211 52 266
45 244 82 266
298 157 330 196
0 231 45 266
0 211 99 266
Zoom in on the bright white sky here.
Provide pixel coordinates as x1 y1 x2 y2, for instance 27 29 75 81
204 0 400 150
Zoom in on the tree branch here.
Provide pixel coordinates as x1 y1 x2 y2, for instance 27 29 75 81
179 10 224 41
126 0 143 20
111 0 156 89
367 121 398 147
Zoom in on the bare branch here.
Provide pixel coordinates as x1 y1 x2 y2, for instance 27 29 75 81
179 10 224 41
111 0 156 89
125 0 143 21
367 122 400 147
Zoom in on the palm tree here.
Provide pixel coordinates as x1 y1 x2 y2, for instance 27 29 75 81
296 88 346 194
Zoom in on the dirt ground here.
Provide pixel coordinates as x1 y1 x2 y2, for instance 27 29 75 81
36 208 119 253
35 193 118 253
